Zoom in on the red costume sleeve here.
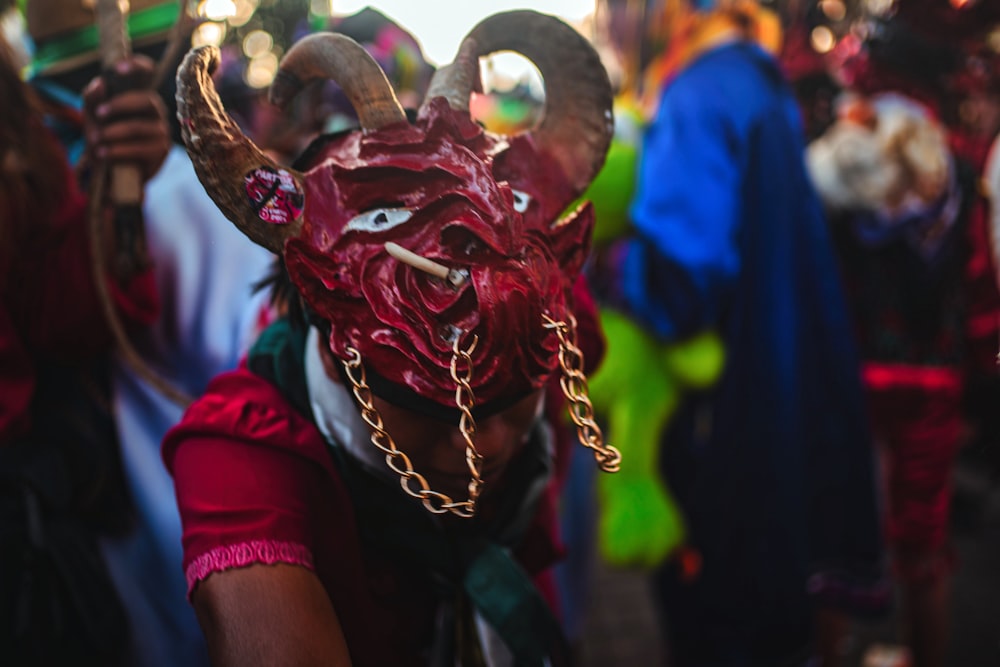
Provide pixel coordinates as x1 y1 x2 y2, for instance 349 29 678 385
163 369 334 595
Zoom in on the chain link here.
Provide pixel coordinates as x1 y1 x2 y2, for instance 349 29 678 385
543 314 622 473
342 341 482 518
450 334 483 509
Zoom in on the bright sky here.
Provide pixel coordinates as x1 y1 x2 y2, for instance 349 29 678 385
330 1 597 66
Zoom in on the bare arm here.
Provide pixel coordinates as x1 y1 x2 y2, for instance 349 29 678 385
193 563 352 667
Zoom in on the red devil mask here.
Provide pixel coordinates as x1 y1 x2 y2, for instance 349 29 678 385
176 10 614 411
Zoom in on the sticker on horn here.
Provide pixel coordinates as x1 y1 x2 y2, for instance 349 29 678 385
245 166 304 224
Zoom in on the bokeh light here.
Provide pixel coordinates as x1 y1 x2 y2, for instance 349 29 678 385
989 26 1000 53
198 0 236 21
245 51 279 88
191 20 226 47
242 29 273 59
811 25 836 53
864 0 895 16
819 0 847 22
229 0 259 27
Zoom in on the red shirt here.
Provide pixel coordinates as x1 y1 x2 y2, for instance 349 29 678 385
0 131 158 443
163 367 564 666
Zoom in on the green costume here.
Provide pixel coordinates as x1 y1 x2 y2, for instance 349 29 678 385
583 99 725 568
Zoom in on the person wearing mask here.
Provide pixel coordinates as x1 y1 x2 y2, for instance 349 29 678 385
164 11 618 665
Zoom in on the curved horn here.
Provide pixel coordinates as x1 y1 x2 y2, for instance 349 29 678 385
422 11 613 193
176 46 304 253
421 37 481 113
269 32 407 130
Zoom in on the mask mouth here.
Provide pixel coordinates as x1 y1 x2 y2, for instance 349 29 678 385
344 363 536 423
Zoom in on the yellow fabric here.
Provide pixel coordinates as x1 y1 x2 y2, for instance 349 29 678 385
635 0 783 119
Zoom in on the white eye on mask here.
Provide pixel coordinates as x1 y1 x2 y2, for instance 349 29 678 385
511 189 531 213
346 207 414 233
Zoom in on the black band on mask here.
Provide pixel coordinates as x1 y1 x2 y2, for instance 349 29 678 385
334 359 534 423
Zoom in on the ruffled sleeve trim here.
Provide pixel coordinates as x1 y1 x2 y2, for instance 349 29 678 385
185 539 314 597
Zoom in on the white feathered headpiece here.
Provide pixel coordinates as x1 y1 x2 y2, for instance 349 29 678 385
806 93 951 216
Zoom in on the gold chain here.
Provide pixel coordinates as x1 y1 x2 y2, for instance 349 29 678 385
543 314 622 473
342 338 482 518
449 334 484 510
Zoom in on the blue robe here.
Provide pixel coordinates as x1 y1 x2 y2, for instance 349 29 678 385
618 42 884 663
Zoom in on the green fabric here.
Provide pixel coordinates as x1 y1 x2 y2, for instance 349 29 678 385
589 309 725 568
31 2 180 73
465 544 560 666
247 318 311 416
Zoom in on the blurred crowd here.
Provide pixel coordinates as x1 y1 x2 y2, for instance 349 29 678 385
1 0 998 666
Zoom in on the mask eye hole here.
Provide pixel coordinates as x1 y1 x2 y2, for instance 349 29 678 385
346 207 413 233
511 189 531 213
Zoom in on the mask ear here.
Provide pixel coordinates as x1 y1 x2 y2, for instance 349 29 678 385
548 202 595 280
